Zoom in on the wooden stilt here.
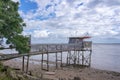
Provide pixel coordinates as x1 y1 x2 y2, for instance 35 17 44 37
26 35 31 73
47 45 49 71
82 41 85 66
68 51 72 65
22 56 25 72
61 45 62 67
67 51 69 65
74 45 76 66
55 45 58 69
60 51 62 67
82 51 84 65
56 52 58 69
78 51 80 64
47 53 49 71
41 52 43 70
26 55 29 73
89 50 92 67
69 51 72 65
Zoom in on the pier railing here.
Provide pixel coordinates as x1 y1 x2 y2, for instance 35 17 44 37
0 41 92 61
31 41 92 52
0 41 92 72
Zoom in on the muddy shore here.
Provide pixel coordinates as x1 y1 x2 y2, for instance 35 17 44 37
2 59 120 80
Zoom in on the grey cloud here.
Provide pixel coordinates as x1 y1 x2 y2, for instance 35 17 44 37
66 0 84 8
103 0 120 6
87 0 120 8
87 0 102 8
73 13 82 19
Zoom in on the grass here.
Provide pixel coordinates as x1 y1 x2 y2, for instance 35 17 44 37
0 62 13 80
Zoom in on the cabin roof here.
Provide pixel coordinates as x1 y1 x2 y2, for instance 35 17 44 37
69 36 91 39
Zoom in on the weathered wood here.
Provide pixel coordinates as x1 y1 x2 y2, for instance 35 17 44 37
74 45 76 66
78 51 80 64
26 35 31 73
0 42 92 71
22 56 25 72
47 54 49 70
0 49 91 61
60 52 62 67
47 45 49 71
89 50 92 67
26 55 29 73
61 45 63 67
41 52 43 70
56 48 58 69
82 51 84 65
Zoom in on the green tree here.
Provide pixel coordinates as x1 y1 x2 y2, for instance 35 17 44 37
0 0 30 53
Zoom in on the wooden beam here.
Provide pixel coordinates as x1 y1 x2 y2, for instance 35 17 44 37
22 56 25 72
26 55 29 73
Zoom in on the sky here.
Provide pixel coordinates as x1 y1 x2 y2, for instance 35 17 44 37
12 0 120 43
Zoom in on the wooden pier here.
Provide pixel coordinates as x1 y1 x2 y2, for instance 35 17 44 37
0 36 92 72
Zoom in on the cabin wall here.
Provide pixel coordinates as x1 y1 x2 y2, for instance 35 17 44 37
69 38 83 44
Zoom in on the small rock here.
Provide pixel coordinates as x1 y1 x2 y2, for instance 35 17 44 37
74 77 81 80
17 74 26 80
9 71 18 79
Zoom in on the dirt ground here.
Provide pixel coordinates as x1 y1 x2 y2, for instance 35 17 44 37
2 59 120 80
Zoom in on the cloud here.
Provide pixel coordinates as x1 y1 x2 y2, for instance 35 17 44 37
12 0 20 3
19 0 120 43
33 30 50 38
87 0 120 8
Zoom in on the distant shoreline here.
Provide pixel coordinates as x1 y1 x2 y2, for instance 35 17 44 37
93 43 120 45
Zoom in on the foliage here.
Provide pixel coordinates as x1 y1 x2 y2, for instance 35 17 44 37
0 0 30 53
0 74 13 80
0 63 13 80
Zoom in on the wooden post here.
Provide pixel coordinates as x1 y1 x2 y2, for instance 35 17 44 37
41 51 43 70
26 35 31 73
47 53 49 71
22 56 25 72
56 45 58 69
69 51 71 65
66 51 69 65
78 51 80 64
60 45 62 67
89 50 92 67
82 51 84 66
47 45 49 71
56 52 58 68
26 55 29 73
82 41 84 66
74 45 76 66
67 50 71 65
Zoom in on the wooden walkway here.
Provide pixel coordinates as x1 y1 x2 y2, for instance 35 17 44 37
0 41 92 72
0 41 91 61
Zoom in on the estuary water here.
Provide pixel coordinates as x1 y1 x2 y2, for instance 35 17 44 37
24 43 120 72
0 43 120 72
92 44 120 72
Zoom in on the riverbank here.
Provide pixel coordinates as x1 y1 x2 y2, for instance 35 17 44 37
2 59 120 80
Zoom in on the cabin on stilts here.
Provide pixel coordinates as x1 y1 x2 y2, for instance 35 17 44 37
0 35 92 72
67 36 92 67
38 36 92 71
